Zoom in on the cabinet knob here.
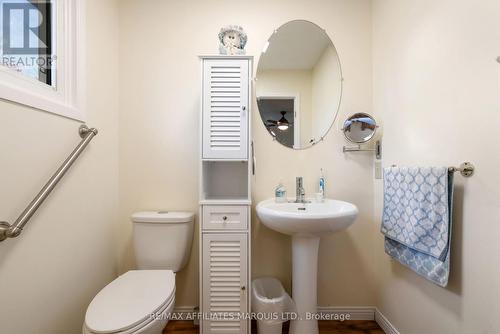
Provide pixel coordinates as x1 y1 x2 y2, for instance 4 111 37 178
241 286 246 291
242 106 246 111
222 216 228 221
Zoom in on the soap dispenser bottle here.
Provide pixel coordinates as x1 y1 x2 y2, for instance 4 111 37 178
275 181 287 203
318 169 325 202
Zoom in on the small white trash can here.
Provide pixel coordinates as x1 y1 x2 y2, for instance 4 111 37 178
251 277 295 334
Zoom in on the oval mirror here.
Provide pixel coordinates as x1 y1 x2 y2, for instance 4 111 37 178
256 20 342 149
342 113 377 143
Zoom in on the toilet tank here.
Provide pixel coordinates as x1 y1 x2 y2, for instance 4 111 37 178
131 211 194 272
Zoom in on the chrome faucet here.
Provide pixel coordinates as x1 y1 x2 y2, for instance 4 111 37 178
295 177 306 203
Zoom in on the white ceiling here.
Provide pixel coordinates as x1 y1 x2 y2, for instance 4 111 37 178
258 21 333 70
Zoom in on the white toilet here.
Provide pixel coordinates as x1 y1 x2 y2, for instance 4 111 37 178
83 211 194 334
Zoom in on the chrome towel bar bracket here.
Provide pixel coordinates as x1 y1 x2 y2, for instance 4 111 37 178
448 162 475 177
0 125 98 242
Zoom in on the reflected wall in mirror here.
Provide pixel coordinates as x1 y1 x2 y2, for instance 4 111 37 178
256 20 342 149
342 113 377 143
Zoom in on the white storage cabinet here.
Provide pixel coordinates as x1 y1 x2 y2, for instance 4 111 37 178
199 56 253 334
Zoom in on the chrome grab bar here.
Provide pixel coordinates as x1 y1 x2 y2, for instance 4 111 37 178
0 125 98 242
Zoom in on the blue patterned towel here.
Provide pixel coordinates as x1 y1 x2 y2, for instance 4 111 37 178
381 167 454 287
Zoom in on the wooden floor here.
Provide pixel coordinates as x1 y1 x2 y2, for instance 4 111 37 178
164 320 385 334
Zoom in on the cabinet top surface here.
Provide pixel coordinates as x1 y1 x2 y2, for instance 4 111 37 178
200 198 252 206
199 55 254 60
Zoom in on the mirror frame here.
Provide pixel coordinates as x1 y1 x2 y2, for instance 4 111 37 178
256 19 344 150
342 112 378 144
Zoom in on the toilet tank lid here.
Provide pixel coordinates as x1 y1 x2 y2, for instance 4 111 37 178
131 211 194 223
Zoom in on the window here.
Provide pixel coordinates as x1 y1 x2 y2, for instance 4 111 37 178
0 0 85 120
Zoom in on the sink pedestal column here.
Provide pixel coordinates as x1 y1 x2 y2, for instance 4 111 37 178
289 236 320 334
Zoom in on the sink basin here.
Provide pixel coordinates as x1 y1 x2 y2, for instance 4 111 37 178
256 198 358 237
256 198 358 334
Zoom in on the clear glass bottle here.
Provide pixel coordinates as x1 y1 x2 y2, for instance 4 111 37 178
275 182 287 203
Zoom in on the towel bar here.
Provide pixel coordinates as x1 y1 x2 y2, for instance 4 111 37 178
0 125 98 242
390 162 475 177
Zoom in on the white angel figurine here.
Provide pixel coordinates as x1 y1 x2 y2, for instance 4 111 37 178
218 25 247 55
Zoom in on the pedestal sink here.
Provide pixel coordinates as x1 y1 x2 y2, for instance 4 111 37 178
256 199 358 334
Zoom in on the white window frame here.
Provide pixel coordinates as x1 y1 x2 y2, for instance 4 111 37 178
0 0 86 121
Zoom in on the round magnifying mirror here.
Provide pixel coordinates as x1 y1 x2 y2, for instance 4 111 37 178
256 20 342 150
342 113 377 143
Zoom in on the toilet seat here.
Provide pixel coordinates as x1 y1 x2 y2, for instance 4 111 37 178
84 270 175 334
83 293 174 334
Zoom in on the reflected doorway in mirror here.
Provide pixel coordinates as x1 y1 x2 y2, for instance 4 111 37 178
257 95 301 149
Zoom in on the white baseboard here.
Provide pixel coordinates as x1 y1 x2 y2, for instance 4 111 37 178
375 308 400 334
317 306 375 320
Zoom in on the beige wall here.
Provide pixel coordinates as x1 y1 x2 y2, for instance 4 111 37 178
118 0 375 308
372 0 500 333
0 0 120 333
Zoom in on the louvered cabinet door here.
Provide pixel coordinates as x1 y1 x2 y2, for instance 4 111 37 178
202 233 248 334
202 59 249 160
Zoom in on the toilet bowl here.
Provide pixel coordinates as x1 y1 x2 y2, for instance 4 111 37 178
83 212 194 334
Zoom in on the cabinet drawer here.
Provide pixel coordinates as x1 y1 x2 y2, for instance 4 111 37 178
202 205 248 230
